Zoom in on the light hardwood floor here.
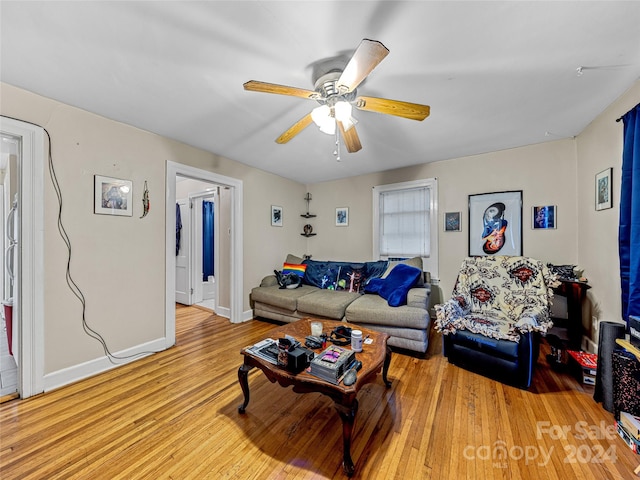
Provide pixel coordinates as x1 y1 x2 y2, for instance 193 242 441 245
0 305 637 479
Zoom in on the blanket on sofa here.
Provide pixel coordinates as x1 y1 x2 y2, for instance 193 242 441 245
301 259 389 292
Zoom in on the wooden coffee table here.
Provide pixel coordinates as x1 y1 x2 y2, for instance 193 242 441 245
238 318 391 476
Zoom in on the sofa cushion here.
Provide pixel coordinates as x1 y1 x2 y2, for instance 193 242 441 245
348 322 429 343
382 257 425 286
285 254 304 265
296 290 361 320
365 264 422 307
345 293 430 329
250 284 316 311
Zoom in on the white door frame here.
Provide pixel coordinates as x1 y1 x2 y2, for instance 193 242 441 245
165 162 243 345
0 117 45 398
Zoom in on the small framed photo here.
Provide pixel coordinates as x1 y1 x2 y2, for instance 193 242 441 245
94 175 133 216
271 205 283 226
532 205 556 229
336 207 349 226
595 168 612 210
444 212 461 232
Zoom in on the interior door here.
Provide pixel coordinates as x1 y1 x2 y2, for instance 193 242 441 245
175 198 192 305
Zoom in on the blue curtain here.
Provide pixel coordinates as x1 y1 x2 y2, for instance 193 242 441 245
203 201 215 281
619 103 640 324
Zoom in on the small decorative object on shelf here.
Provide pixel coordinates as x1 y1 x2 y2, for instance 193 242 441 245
301 192 316 218
301 224 316 237
301 193 317 236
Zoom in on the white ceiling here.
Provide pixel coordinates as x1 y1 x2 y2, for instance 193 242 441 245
2 1 640 184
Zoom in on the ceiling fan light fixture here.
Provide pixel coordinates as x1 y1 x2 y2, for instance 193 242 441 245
311 105 336 135
334 101 352 121
335 101 357 131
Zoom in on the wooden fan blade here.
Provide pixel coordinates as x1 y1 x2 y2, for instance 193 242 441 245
338 121 362 153
355 96 430 121
243 80 320 100
337 39 389 93
276 113 314 144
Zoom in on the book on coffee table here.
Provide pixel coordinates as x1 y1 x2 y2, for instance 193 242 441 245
309 345 356 384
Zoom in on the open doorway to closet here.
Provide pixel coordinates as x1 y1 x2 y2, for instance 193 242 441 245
175 176 222 312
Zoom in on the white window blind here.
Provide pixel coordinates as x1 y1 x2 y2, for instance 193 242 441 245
379 186 430 257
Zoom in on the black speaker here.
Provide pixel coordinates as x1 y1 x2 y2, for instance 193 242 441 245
594 321 627 412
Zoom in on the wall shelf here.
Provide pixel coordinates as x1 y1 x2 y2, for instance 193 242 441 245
301 193 316 236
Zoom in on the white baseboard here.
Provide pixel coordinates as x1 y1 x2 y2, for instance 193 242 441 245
43 337 167 393
215 307 253 323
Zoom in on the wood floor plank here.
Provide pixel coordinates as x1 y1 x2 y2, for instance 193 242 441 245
1 305 638 479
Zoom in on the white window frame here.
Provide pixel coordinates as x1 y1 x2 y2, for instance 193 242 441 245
373 178 438 281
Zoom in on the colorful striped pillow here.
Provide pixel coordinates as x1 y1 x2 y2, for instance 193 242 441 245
282 263 307 277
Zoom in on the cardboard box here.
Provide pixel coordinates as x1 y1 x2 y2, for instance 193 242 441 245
567 350 598 384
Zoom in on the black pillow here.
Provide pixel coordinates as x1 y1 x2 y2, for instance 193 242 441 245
547 264 576 280
274 270 302 289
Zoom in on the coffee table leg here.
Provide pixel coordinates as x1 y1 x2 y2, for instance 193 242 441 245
237 363 253 413
335 399 358 477
382 346 392 388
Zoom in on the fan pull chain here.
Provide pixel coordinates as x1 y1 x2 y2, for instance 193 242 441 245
334 126 341 162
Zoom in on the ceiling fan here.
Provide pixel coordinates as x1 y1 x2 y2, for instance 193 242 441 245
243 39 430 154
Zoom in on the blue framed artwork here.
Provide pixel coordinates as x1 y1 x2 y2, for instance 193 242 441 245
444 212 461 232
532 205 556 229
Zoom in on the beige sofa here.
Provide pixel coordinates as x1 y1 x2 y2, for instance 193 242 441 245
250 255 432 353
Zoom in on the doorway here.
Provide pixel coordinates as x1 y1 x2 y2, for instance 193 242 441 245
0 117 46 399
165 161 244 347
175 177 221 312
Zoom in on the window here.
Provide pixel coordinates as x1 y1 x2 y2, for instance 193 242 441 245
373 178 438 280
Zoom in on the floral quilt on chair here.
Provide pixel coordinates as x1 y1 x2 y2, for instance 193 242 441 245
435 256 559 342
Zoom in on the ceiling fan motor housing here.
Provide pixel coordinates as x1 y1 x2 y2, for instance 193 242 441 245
314 71 356 106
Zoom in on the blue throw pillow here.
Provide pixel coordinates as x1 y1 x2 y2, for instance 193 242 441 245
376 263 422 307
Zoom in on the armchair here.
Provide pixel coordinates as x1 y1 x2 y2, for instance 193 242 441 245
435 256 558 388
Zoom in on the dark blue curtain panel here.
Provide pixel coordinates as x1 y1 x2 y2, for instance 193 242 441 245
203 201 215 281
619 103 640 324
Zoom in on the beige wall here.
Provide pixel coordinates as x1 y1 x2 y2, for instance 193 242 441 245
308 139 579 304
576 80 640 338
2 77 637 377
307 79 640 344
1 83 306 374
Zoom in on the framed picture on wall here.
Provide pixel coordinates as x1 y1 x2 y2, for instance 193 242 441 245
532 205 556 229
336 207 349 226
94 175 133 216
595 168 612 210
468 190 523 256
444 212 461 232
271 205 283 226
